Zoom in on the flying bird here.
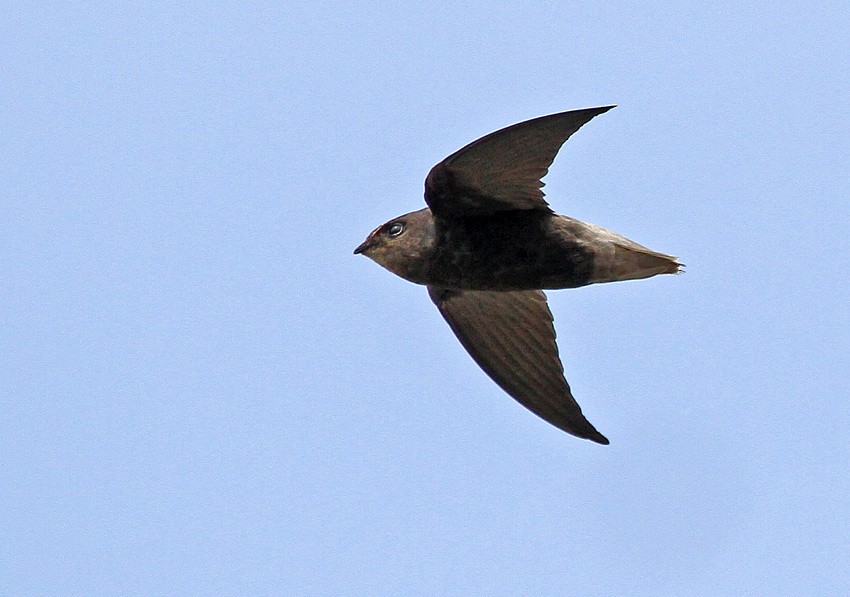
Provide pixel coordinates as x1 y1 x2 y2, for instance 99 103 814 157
354 106 680 444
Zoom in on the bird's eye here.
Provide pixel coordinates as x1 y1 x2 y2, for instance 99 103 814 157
387 222 405 237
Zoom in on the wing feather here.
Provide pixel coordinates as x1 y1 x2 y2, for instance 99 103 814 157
428 287 609 444
424 106 615 217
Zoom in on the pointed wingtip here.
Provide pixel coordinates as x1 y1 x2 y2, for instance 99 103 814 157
591 104 616 114
573 104 616 124
591 433 610 445
560 418 610 445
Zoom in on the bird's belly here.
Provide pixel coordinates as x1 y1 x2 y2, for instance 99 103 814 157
428 238 596 291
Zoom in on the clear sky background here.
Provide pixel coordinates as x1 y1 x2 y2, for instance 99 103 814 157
2 2 848 595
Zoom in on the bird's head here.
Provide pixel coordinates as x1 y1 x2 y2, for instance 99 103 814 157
353 208 435 284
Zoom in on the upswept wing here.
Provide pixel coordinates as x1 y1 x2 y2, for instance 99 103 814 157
424 106 614 218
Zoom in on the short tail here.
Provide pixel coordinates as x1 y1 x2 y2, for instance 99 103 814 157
592 241 682 284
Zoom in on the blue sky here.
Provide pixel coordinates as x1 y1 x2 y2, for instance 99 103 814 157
2 2 848 595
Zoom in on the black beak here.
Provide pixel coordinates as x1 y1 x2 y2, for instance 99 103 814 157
353 239 371 255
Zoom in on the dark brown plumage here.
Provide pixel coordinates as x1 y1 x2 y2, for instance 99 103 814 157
355 106 681 443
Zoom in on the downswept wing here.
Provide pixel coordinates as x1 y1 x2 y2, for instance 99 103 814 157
424 106 615 218
428 287 609 444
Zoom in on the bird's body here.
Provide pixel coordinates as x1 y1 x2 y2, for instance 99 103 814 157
355 106 681 444
364 207 678 291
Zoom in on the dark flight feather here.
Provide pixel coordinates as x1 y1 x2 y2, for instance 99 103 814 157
424 106 615 217
428 287 609 444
